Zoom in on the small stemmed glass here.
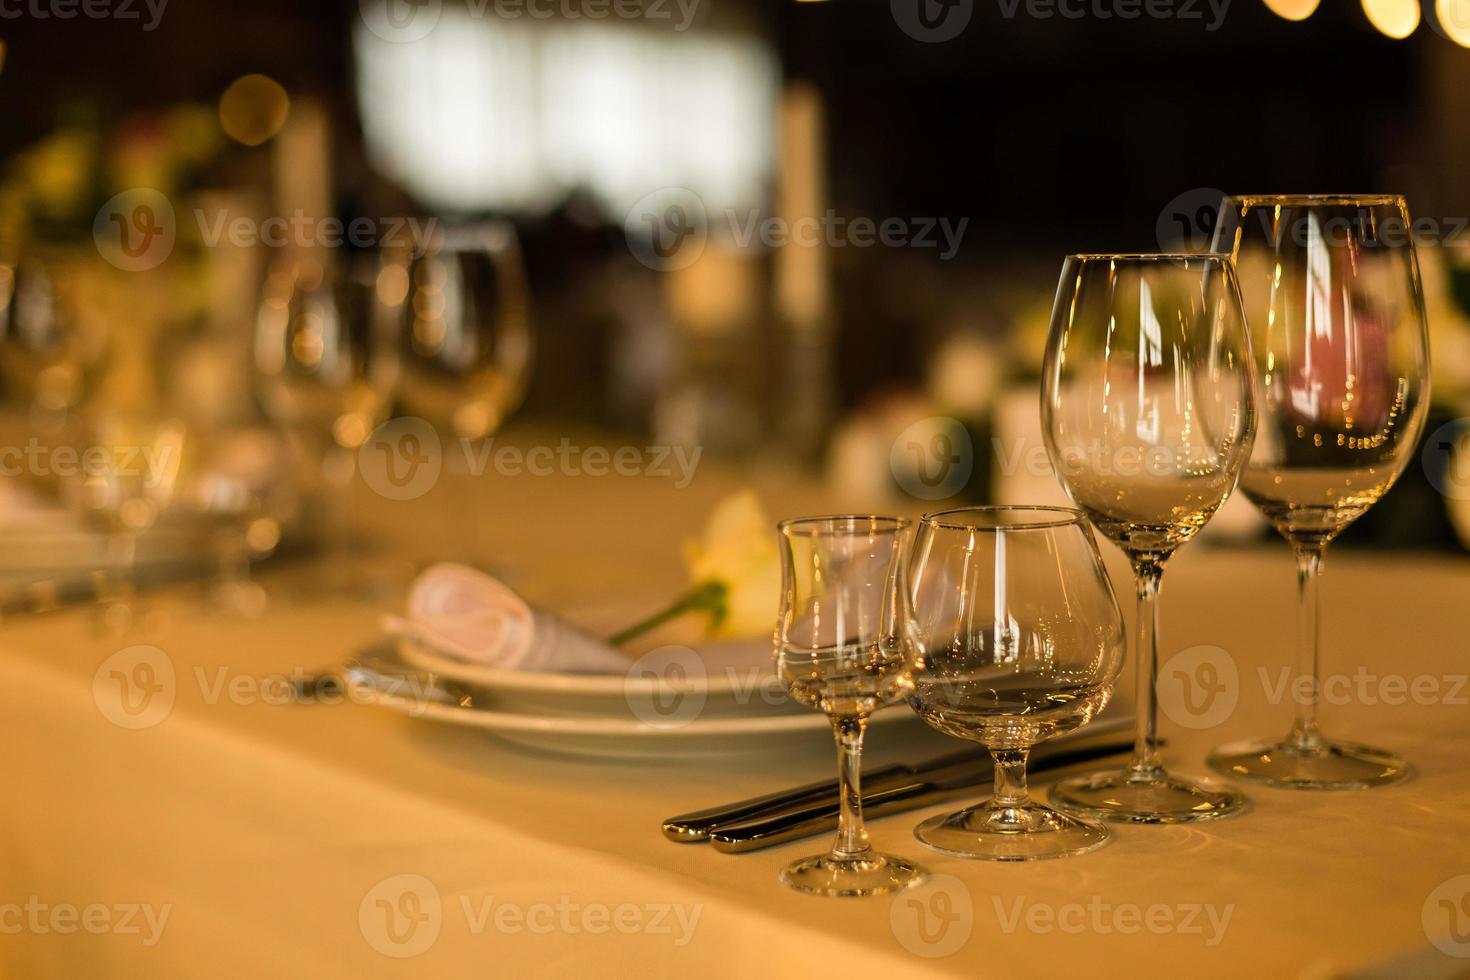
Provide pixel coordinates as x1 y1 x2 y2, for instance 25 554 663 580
1207 194 1430 789
1041 254 1256 823
907 506 1125 860
775 516 926 897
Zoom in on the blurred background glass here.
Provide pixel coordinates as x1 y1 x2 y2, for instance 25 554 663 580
0 0 1469 569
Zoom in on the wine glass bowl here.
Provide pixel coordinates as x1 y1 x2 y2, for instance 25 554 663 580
774 515 926 897
1042 253 1255 823
391 221 532 443
255 255 391 456
1043 254 1255 562
908 506 1125 860
1207 194 1430 790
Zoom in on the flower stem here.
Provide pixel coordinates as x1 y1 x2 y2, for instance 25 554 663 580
609 580 727 646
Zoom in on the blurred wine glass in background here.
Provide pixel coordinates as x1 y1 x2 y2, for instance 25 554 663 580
0 254 102 446
186 428 291 617
384 220 532 568
70 411 187 633
255 251 396 593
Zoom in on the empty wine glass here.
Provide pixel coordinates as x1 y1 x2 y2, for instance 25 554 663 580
1041 253 1255 823
255 252 394 591
384 221 531 567
775 515 926 897
908 506 1125 860
1207 194 1430 789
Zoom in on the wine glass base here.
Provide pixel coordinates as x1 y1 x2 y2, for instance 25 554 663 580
1048 768 1247 824
1207 737 1412 790
914 801 1110 861
779 852 925 897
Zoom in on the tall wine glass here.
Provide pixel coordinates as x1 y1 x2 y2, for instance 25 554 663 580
386 222 532 568
908 506 1125 860
1207 195 1430 789
775 516 926 897
1041 254 1256 822
255 252 394 591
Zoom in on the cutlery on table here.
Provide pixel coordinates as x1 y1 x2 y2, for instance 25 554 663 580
663 716 1135 851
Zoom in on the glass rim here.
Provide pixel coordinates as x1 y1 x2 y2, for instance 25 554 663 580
1225 193 1406 208
919 505 1088 532
1063 252 1232 263
777 514 912 537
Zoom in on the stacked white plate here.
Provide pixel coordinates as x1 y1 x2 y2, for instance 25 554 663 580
349 634 928 760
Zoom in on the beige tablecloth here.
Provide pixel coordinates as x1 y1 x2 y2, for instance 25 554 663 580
1 455 1468 980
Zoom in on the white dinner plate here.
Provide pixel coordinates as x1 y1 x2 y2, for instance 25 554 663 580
394 634 801 719
348 657 924 759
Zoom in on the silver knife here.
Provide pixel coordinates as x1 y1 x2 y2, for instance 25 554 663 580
707 737 1133 853
662 715 1134 846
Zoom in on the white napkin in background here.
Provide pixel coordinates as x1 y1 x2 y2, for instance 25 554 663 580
384 563 632 674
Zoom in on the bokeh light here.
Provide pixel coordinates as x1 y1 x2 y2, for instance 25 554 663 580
218 74 290 146
1437 0 1470 43
1364 0 1421 36
1262 0 1322 20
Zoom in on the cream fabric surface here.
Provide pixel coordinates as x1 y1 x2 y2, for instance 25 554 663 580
0 458 1467 980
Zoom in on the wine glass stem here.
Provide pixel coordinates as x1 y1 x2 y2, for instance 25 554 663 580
1288 545 1325 752
992 747 1032 821
829 714 873 862
1129 560 1165 779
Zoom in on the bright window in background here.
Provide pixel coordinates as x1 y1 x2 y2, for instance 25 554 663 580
354 11 778 217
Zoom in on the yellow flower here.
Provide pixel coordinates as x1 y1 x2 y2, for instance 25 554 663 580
683 490 780 638
610 490 780 644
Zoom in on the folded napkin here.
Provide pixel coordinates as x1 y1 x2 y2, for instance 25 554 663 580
384 563 633 674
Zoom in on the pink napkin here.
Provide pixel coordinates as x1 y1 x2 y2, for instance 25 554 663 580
383 563 631 674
